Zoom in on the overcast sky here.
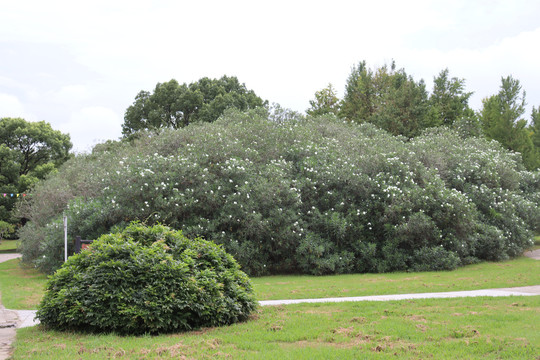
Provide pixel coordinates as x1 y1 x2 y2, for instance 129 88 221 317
1 0 539 152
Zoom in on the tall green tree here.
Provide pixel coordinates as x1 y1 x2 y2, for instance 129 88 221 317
122 76 266 136
340 61 430 138
526 106 540 169
306 84 341 117
0 117 72 226
531 106 540 148
429 69 474 126
480 76 538 170
340 60 375 122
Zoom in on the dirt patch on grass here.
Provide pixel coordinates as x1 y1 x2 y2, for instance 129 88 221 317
406 315 427 323
297 308 344 315
332 326 356 336
155 343 189 357
350 316 367 323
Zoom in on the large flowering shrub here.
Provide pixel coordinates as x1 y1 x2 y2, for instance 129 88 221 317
18 108 539 275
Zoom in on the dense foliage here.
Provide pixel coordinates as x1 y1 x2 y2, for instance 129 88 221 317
308 61 539 170
339 60 435 138
36 223 256 334
19 109 539 275
480 76 540 170
122 76 266 137
0 117 72 230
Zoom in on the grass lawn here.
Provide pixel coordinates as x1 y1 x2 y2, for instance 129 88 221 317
5 251 539 359
1 256 539 310
253 257 540 300
0 259 48 309
14 296 539 359
0 239 19 253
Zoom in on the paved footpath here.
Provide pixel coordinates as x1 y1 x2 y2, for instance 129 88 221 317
259 285 540 306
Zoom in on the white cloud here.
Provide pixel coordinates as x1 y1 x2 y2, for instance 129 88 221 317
394 27 540 114
62 107 122 153
1 0 540 152
52 85 91 105
0 93 35 120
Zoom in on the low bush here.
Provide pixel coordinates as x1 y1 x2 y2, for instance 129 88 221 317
36 223 257 335
18 109 540 275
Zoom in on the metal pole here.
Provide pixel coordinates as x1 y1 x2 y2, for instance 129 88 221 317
63 214 68 262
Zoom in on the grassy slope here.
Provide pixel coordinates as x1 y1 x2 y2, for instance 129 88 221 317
14 296 539 359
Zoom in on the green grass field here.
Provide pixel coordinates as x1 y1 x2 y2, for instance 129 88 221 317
1 256 539 310
14 296 539 359
0 239 19 253
254 257 540 300
3 251 539 359
0 259 47 309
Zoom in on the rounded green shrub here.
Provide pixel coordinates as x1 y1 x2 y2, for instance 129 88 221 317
36 223 257 335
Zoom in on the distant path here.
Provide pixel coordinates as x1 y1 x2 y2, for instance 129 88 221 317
0 254 21 263
524 248 540 260
259 285 540 306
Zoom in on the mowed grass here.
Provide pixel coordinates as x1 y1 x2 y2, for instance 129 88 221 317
253 257 540 300
14 296 539 359
0 239 19 252
0 256 539 309
0 259 48 309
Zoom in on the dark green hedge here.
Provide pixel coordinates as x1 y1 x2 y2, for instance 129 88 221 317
36 223 257 335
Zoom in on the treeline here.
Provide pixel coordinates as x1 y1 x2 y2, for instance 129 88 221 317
306 61 539 170
0 118 72 238
119 63 539 170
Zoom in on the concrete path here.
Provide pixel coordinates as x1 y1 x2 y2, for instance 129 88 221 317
0 305 18 360
259 285 540 306
9 285 540 329
0 254 21 263
524 248 540 260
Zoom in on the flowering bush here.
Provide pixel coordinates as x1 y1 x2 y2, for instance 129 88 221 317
36 223 256 334
18 109 539 275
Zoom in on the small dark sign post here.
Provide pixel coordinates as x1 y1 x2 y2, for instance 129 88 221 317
75 236 93 254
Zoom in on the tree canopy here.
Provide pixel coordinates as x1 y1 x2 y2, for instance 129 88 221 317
306 83 340 117
429 68 474 127
122 76 266 137
480 76 539 170
309 61 537 169
339 61 432 138
0 117 72 226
